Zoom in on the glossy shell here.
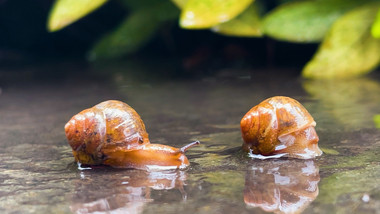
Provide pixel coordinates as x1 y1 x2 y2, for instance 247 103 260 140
240 96 322 159
65 100 191 170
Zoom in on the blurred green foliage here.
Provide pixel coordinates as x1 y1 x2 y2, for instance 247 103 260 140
372 9 380 38
90 1 179 60
211 3 262 37
47 0 380 79
263 0 366 42
303 2 380 78
177 0 253 29
374 114 380 129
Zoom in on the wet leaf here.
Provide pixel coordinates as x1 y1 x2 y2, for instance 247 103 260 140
48 0 108 32
374 114 380 129
302 2 380 79
263 0 368 42
212 3 262 37
180 0 253 29
90 2 178 60
371 9 380 38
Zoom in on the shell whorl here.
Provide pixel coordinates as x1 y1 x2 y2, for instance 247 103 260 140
65 100 150 163
241 96 322 159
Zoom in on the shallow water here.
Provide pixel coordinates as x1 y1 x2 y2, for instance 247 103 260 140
1 65 380 214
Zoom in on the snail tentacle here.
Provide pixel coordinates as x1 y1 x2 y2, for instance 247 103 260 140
180 141 200 153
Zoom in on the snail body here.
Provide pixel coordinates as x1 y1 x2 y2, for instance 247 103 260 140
65 100 199 170
240 96 322 159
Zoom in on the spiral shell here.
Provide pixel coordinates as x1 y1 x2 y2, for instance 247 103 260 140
65 100 199 170
240 96 322 159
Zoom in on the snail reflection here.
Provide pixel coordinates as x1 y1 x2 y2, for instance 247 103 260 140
244 159 320 214
70 169 187 214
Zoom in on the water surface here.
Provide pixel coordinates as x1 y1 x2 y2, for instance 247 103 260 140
0 65 379 214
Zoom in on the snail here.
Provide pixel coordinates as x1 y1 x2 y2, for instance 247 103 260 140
240 96 322 159
65 100 199 170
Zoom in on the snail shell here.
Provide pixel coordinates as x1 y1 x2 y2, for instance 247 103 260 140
240 96 322 159
65 100 199 170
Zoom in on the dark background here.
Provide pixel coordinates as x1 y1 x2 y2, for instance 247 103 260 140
0 0 318 71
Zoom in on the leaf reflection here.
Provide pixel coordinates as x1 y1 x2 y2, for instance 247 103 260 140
244 159 320 214
303 78 380 130
70 169 187 214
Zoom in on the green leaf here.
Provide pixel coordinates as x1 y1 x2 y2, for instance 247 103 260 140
302 2 380 79
212 3 262 37
263 0 368 43
371 9 380 38
90 1 179 60
374 114 380 129
180 0 253 29
47 0 108 32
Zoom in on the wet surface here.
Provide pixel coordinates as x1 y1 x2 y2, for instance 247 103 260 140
0 64 380 213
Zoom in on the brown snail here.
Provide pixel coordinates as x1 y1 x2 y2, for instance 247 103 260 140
240 96 322 159
65 100 199 170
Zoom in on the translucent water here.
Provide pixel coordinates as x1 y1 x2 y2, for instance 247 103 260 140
0 65 379 214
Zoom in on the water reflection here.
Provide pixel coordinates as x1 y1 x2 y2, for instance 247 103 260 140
70 169 187 214
303 78 380 129
244 159 320 214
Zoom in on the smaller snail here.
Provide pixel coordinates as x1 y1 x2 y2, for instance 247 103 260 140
65 100 199 170
240 96 322 159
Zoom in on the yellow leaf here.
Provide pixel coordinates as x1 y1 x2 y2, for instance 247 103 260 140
48 0 108 32
212 3 262 37
180 0 253 29
374 114 380 129
371 9 380 38
302 2 380 79
171 0 187 8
